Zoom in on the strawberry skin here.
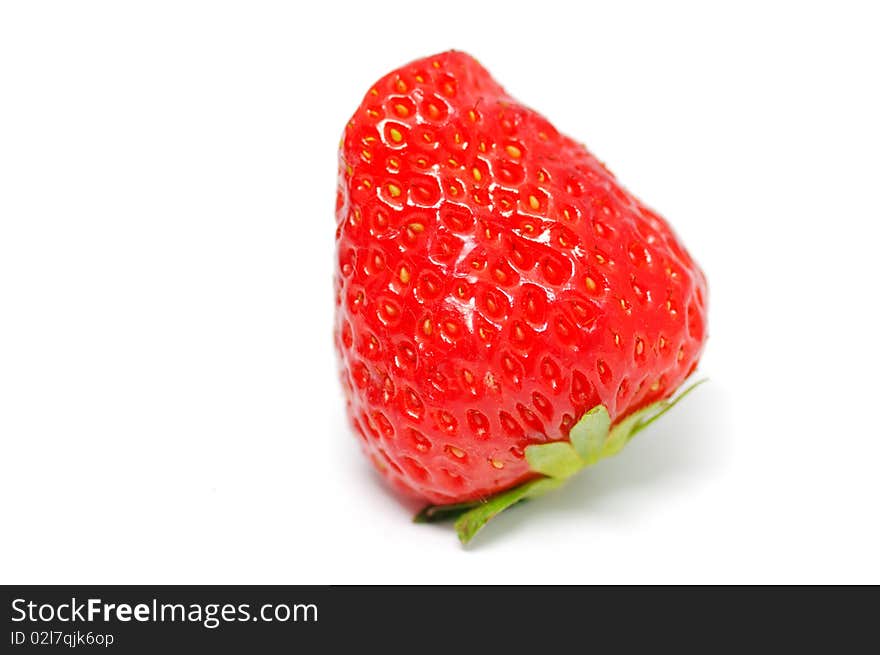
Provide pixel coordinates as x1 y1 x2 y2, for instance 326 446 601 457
335 51 707 507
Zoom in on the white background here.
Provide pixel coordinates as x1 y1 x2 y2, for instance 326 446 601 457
2 1 878 584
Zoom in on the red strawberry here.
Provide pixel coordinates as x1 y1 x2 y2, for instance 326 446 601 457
335 51 708 543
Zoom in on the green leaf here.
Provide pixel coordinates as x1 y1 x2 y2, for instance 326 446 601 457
568 405 611 465
413 500 481 523
628 378 706 438
414 378 706 545
606 379 707 456
454 477 564 545
525 441 583 479
603 410 643 456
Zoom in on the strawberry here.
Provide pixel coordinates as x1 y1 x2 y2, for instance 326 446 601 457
335 51 708 543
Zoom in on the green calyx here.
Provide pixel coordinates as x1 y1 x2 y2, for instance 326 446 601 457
415 380 705 545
